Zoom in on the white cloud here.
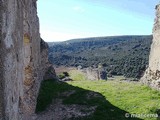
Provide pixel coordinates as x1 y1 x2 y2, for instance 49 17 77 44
73 6 85 13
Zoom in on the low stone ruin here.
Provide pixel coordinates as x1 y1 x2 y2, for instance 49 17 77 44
81 67 107 80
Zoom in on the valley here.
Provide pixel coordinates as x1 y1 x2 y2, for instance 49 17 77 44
48 35 152 78
1 0 160 119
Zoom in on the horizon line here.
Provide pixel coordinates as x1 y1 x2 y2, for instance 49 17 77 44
45 34 152 43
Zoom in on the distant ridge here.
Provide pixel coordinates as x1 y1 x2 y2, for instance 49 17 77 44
48 35 151 43
49 35 152 78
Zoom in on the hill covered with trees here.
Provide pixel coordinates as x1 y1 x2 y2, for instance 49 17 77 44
48 35 152 78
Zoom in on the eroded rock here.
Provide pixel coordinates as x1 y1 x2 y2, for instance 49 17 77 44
141 4 160 90
0 0 56 119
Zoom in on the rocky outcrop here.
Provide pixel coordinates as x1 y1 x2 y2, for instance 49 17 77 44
141 4 160 90
0 0 56 120
40 39 57 80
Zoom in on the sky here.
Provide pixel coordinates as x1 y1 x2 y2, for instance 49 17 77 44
37 0 159 42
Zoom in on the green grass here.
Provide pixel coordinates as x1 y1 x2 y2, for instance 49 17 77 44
36 70 160 120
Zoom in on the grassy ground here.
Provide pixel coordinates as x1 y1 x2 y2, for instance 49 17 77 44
36 70 160 120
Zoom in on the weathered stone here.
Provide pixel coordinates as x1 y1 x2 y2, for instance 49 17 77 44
86 67 100 80
99 69 107 80
0 0 56 120
83 67 107 80
61 77 72 82
40 39 57 80
141 3 160 90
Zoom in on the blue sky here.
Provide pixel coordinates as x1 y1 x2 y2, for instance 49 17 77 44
37 0 159 42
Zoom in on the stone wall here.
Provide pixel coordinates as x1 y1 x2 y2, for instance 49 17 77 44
141 4 160 90
86 68 100 80
0 0 55 119
82 67 107 80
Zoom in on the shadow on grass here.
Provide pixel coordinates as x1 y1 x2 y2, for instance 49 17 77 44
36 79 142 120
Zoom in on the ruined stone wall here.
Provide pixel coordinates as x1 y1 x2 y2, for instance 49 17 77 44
0 0 48 119
86 68 100 80
82 67 107 80
141 4 160 90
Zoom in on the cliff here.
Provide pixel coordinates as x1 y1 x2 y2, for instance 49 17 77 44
0 0 56 119
141 4 160 90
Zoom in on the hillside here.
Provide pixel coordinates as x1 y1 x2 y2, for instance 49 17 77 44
48 35 152 78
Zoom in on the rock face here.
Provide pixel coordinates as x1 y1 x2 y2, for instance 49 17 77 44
0 0 56 119
40 39 57 80
141 4 160 90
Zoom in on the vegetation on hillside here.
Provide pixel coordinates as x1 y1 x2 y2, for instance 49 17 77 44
48 35 152 78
